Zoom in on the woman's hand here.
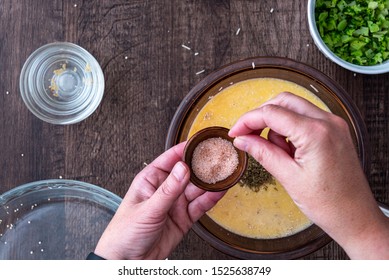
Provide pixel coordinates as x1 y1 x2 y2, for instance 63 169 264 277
229 92 389 259
94 142 225 260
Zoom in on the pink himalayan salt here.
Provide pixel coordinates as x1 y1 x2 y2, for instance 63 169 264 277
191 137 239 184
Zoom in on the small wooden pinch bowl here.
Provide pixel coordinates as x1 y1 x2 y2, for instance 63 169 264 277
184 126 248 192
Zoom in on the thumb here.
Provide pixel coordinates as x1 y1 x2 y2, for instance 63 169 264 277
148 161 190 216
233 134 299 183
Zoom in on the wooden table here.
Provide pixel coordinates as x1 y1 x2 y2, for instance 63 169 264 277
1 0 388 260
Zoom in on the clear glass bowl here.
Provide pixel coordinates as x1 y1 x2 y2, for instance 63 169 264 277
0 180 121 259
165 57 369 259
19 42 105 124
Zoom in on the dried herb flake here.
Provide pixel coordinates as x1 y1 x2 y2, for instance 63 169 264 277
239 156 275 192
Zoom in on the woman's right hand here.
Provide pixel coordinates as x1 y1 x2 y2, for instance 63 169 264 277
229 92 389 259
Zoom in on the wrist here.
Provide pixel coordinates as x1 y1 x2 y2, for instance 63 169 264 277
341 209 389 259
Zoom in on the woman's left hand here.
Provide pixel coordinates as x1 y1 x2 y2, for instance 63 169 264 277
94 142 225 259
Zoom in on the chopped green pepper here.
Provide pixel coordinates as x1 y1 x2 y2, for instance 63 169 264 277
315 0 389 66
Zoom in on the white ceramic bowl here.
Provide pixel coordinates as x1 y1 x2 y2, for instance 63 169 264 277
307 0 389 74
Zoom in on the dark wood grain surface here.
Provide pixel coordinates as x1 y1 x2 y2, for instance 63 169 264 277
1 0 388 260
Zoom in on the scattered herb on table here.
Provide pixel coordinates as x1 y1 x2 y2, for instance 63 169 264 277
315 0 389 66
239 156 275 192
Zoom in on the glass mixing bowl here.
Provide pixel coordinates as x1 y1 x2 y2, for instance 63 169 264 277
0 180 121 259
165 57 369 259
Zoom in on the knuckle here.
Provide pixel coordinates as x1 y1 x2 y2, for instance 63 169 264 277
312 120 332 136
248 145 270 164
310 121 334 145
319 114 350 137
276 91 293 104
331 115 349 130
160 178 175 197
260 103 280 115
308 116 352 147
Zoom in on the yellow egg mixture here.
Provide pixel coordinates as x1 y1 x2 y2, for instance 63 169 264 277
189 78 330 239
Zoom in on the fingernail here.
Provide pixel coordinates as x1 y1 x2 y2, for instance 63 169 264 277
172 162 187 182
228 126 239 138
233 137 248 152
